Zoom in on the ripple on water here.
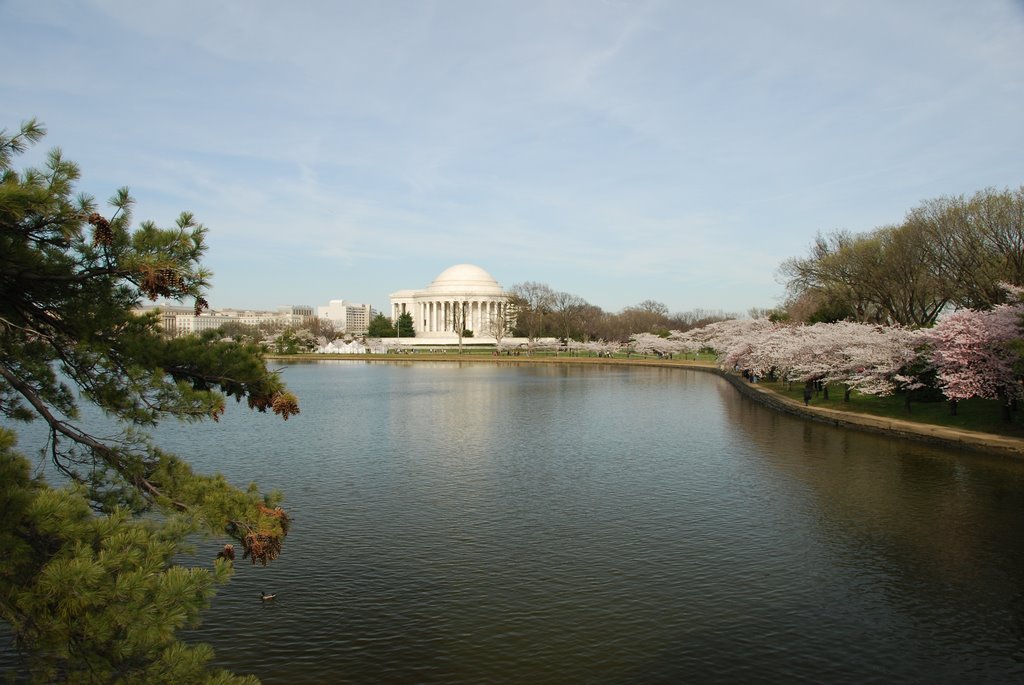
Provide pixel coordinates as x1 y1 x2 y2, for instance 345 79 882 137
8 362 1024 684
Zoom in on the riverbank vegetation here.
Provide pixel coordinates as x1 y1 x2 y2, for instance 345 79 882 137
763 380 1024 438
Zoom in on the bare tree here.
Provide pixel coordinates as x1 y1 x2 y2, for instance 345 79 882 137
550 291 587 344
508 281 556 352
308 316 337 340
447 300 469 353
914 187 1024 310
485 297 512 349
669 308 738 330
575 303 607 342
780 218 954 326
619 300 671 335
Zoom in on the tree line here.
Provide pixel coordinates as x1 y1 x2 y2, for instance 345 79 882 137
779 186 1024 326
667 294 1024 421
506 281 736 343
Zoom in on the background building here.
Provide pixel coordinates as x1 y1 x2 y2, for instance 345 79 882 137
137 303 315 336
276 305 314 327
317 300 374 335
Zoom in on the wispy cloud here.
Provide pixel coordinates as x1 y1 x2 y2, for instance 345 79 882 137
2 0 1021 312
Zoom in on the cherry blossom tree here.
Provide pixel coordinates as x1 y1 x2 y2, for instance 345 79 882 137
676 318 927 404
925 303 1024 417
672 297 1024 420
781 322 927 403
495 339 520 355
665 331 702 358
581 340 623 357
672 318 779 373
531 337 562 354
629 332 689 358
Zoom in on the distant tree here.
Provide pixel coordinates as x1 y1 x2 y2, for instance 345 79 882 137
636 299 669 316
550 291 587 342
368 313 396 338
579 339 623 357
746 306 788 323
783 288 857 324
668 308 738 331
630 332 688 358
914 187 1024 310
485 298 512 348
868 222 950 326
274 327 317 354
779 230 885 324
447 300 469 353
308 316 337 340
396 311 415 338
591 309 630 342
619 300 671 335
575 303 607 341
0 119 294 683
216 320 260 341
779 187 1024 324
508 282 556 351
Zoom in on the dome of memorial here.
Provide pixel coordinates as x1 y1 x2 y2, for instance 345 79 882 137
425 264 503 295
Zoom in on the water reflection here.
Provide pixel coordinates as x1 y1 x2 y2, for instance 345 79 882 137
722 385 1024 676
4 362 1024 683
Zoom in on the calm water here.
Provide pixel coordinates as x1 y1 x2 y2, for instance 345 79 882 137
5 361 1024 683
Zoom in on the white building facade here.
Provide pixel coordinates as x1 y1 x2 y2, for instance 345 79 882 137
317 300 373 334
390 264 509 340
276 305 315 327
136 303 315 336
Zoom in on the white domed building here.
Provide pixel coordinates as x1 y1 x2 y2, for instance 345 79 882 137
390 264 509 341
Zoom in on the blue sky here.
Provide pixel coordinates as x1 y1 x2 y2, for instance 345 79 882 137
2 1 1022 315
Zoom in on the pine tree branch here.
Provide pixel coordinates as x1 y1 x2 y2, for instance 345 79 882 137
0 363 186 511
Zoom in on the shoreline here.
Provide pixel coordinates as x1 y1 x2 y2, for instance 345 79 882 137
268 353 1024 458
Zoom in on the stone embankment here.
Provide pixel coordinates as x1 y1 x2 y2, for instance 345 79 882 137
711 367 1024 458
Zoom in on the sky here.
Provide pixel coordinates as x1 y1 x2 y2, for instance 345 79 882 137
2 0 1022 316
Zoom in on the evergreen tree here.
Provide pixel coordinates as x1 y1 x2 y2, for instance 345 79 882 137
396 311 415 338
367 313 395 337
0 119 297 682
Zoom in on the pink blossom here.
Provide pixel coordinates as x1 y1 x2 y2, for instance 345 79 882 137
925 304 1024 403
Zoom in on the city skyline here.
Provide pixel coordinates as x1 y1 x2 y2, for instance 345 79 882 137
2 1 1022 315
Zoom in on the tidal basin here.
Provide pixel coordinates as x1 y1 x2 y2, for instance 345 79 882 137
14 360 1024 683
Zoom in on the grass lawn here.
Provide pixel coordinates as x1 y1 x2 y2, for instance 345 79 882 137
763 380 1024 438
